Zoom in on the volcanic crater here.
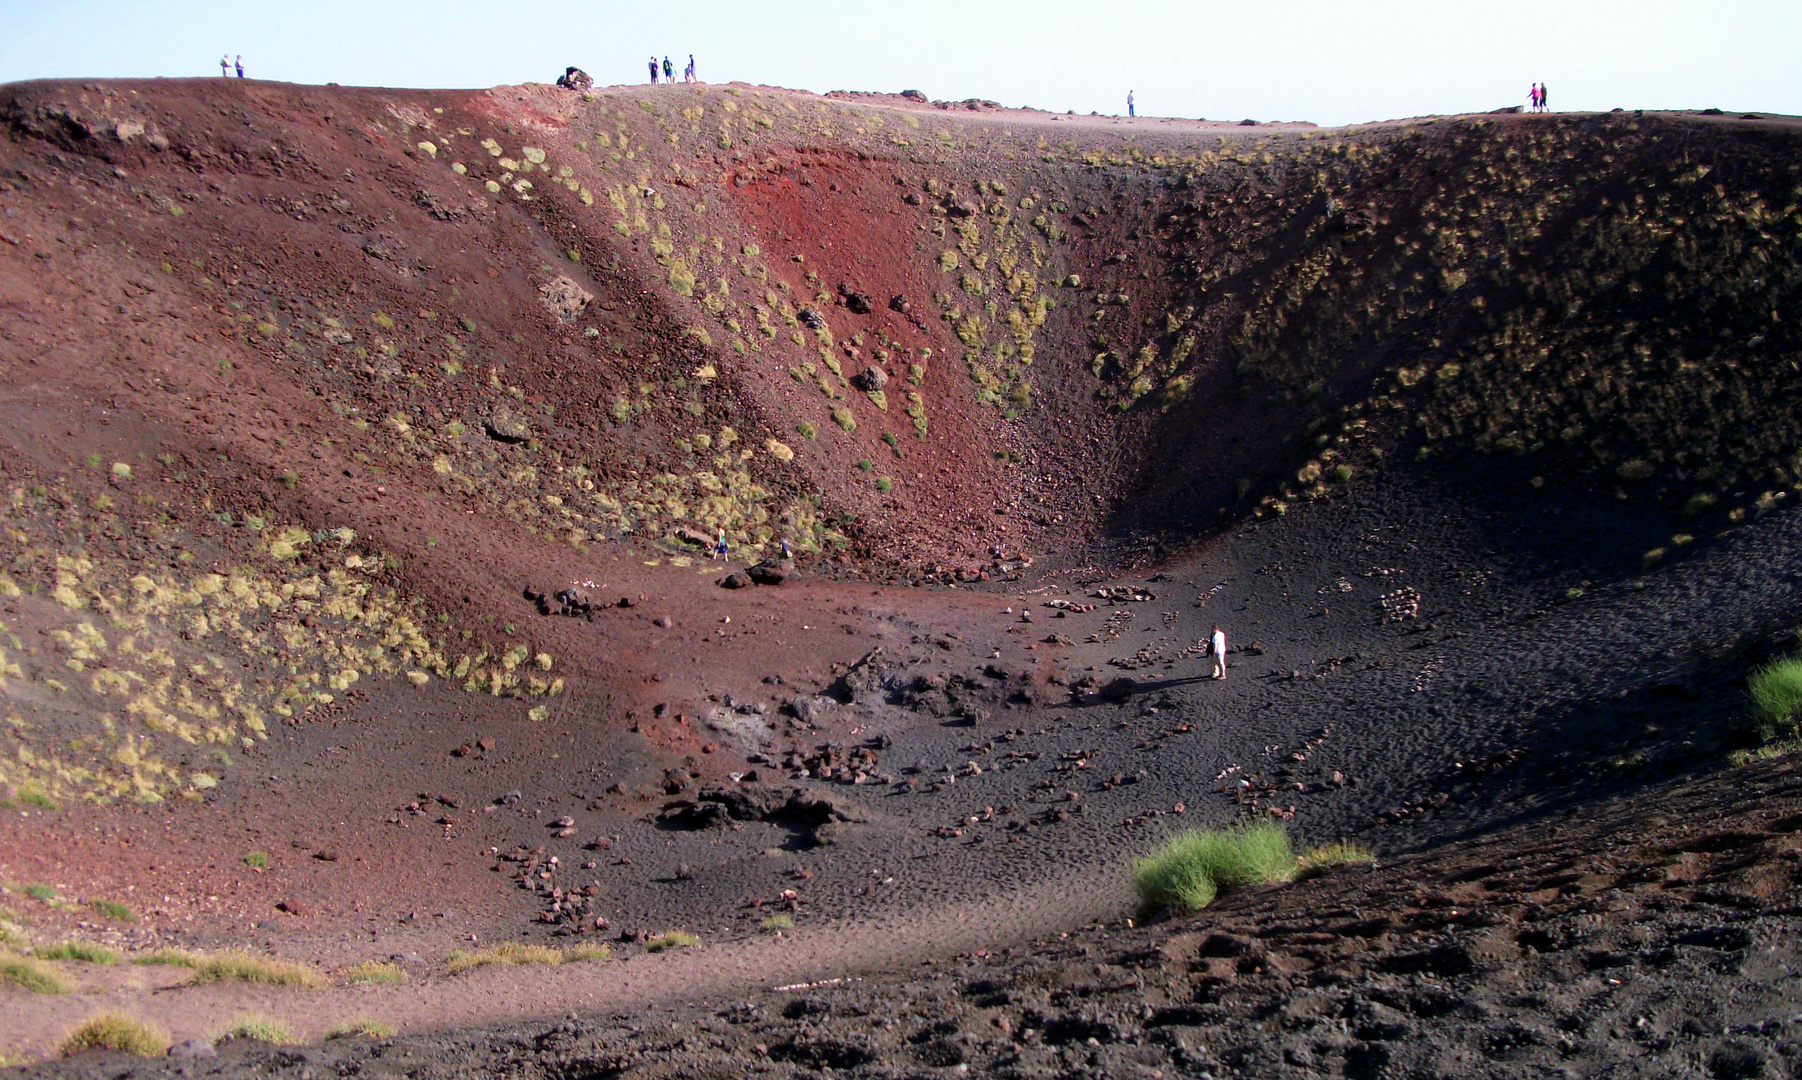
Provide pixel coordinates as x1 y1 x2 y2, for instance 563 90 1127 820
0 76 1800 1077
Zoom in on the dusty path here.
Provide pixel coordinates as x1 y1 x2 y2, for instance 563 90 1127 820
0 865 1132 1060
17 754 1802 1078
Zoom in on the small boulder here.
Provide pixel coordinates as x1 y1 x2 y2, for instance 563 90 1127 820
853 366 889 391
672 527 714 550
1100 677 1137 701
797 307 826 329
889 294 912 313
718 572 750 589
790 695 837 725
747 559 795 585
556 67 594 91
168 1039 217 1059
484 407 532 443
837 284 874 314
538 276 594 322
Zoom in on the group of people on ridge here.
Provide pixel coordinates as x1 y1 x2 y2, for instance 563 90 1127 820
649 55 697 84
1528 82 1550 112
218 55 243 78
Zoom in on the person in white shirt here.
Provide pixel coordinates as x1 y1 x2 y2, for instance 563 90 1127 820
1210 626 1227 680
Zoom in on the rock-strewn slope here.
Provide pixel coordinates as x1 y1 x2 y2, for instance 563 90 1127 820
18 756 1801 1080
3 76 1802 1070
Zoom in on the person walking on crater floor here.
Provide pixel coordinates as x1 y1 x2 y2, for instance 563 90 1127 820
1210 625 1228 680
235 55 244 78
713 527 729 561
649 56 659 84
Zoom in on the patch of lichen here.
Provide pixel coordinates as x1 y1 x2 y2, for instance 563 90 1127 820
1062 118 1800 523
326 127 834 559
916 177 1057 418
0 482 558 805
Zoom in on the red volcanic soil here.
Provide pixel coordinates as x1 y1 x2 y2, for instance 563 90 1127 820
2 74 1801 1067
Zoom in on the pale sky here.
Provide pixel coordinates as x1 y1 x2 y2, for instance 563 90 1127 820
0 0 1796 127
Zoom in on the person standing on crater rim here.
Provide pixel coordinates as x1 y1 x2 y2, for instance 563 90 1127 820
235 55 244 78
684 55 697 83
220 55 230 77
663 56 674 83
1539 82 1548 112
1127 90 1135 117
1210 625 1228 680
649 56 659 84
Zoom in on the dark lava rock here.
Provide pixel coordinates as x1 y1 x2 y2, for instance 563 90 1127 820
483 407 532 443
1100 677 1137 701
659 783 865 847
747 559 795 585
837 284 874 314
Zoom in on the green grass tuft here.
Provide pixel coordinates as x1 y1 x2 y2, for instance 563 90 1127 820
564 942 612 962
1133 823 1297 915
59 1014 168 1057
89 899 136 923
344 960 407 984
759 914 795 933
243 851 268 868
0 918 29 950
445 941 565 975
1295 841 1376 879
218 1016 296 1044
131 948 325 988
1749 658 1802 741
38 941 120 964
644 930 700 953
1730 738 1802 766
1 952 72 993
